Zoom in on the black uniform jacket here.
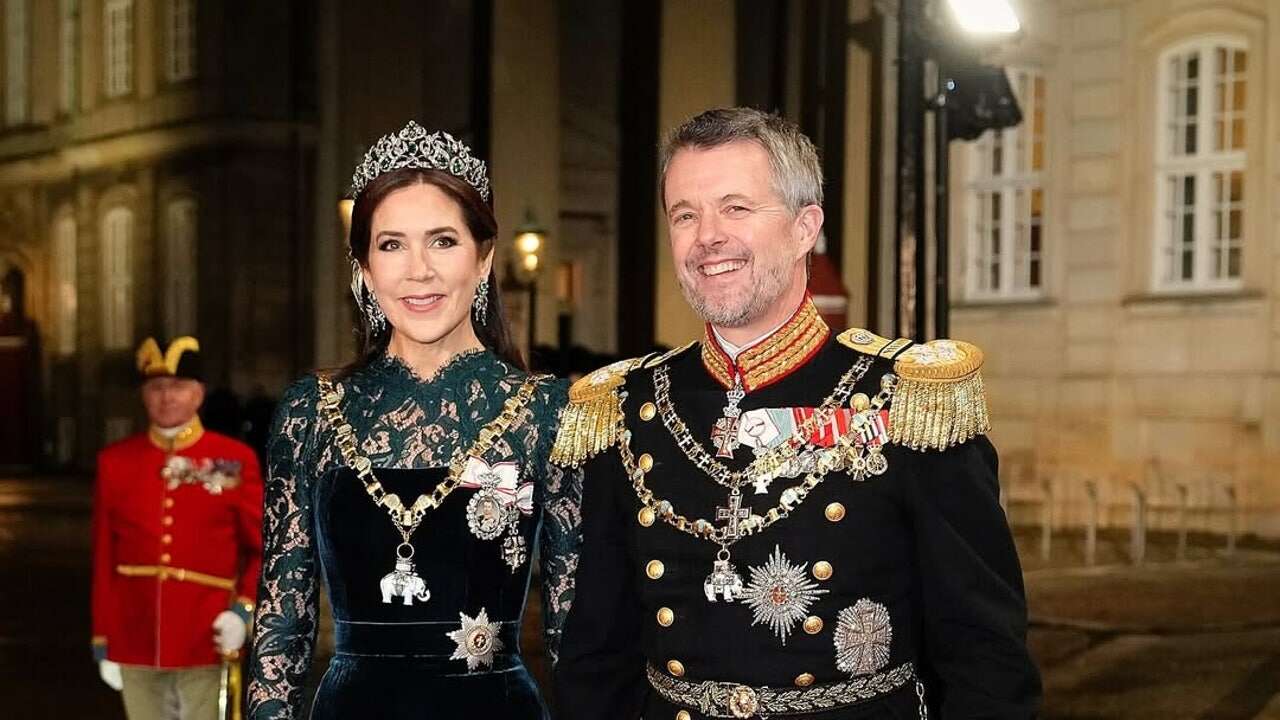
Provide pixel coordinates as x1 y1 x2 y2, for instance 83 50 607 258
553 329 1041 720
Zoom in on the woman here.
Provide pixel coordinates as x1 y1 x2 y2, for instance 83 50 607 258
246 122 580 719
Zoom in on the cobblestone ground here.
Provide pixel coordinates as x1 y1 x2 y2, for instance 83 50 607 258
2 476 1277 719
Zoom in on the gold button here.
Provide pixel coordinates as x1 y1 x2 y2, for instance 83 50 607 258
812 561 832 581
638 507 656 527
803 616 824 634
656 607 674 627
795 672 815 687
161 534 173 545
676 711 691 720
163 498 174 509
824 502 846 522
646 560 665 580
666 659 685 677
851 393 871 411
638 453 654 472
640 402 657 421
162 516 174 526
160 553 171 564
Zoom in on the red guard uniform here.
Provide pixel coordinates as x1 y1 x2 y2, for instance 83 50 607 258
91 418 263 667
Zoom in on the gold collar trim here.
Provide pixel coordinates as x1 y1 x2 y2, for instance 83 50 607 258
701 297 830 392
149 417 204 453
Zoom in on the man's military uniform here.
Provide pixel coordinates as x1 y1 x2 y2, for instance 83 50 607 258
91 337 263 718
552 298 1040 719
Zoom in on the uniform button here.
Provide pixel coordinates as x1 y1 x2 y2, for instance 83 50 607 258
824 502 846 522
161 534 173 545
656 607 674 627
645 560 665 580
803 616 824 634
160 553 171 564
163 498 175 509
638 507 656 527
676 711 691 720
162 516 174 526
666 659 685 677
812 561 832 581
640 402 657 421
795 672 815 687
638 453 654 473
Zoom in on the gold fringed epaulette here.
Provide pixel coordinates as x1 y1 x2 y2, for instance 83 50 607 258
550 356 648 467
887 339 990 451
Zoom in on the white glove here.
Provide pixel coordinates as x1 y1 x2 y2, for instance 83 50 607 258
211 610 247 655
99 660 123 691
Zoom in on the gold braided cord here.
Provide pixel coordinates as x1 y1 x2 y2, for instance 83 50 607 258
887 371 990 451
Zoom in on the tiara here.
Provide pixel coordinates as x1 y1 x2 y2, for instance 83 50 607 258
349 121 491 200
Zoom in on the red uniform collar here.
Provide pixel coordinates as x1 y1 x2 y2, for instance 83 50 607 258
700 295 830 393
148 417 204 453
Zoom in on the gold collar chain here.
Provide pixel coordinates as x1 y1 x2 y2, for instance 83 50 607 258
316 373 541 541
651 356 872 490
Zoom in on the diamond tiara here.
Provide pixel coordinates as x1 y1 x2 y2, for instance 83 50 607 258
349 121 491 201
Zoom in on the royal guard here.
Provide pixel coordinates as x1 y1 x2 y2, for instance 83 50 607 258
92 336 263 720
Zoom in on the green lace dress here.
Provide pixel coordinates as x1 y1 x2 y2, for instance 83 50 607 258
245 350 581 719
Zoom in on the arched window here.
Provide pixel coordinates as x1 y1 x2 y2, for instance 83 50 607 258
53 212 78 355
59 0 79 113
966 67 1046 300
100 206 134 350
163 197 197 336
1153 37 1247 290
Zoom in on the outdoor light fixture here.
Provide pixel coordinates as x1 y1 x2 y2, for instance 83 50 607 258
513 208 546 283
946 0 1020 34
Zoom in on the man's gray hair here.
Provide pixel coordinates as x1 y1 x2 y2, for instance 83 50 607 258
659 107 824 213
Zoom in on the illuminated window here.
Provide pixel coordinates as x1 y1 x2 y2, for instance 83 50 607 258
103 0 133 98
101 206 134 350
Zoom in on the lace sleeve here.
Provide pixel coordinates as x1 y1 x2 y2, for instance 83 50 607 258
247 376 323 720
535 380 583 666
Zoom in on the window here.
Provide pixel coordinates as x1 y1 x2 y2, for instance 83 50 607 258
163 197 197 336
5 0 27 125
1154 38 1247 290
166 0 196 82
100 206 133 350
966 67 1045 299
59 0 79 113
103 0 133 98
54 213 78 355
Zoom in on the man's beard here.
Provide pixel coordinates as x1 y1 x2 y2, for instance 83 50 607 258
677 253 793 328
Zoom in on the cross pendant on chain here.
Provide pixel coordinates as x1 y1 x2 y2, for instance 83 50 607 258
716 493 753 540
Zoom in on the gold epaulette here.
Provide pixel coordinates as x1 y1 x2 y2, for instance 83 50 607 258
838 329 990 451
550 356 648 467
889 339 990 451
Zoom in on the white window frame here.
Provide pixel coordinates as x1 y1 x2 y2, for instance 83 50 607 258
163 197 197 336
1152 35 1248 292
59 0 79 114
100 206 134 350
965 67 1046 301
5 0 27 125
53 213 78 356
165 0 196 83
103 0 133 98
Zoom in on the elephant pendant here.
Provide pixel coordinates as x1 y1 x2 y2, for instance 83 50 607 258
704 558 745 602
380 545 431 606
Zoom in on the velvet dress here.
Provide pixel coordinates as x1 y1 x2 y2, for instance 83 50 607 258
246 350 581 720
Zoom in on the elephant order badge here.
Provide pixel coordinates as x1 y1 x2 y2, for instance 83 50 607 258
380 542 431 606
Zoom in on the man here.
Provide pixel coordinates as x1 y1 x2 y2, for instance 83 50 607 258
552 108 1040 719
92 336 263 720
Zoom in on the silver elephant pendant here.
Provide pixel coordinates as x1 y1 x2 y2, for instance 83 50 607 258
380 550 431 606
704 558 745 602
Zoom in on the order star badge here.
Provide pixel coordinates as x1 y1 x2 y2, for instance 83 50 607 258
741 545 828 645
445 608 504 671
833 598 893 676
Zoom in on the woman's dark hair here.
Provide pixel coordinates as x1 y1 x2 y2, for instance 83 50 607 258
340 167 524 376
